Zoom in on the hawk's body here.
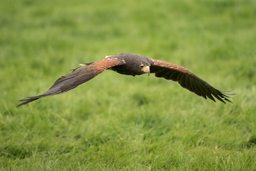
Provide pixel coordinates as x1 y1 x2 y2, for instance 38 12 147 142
110 53 152 76
17 53 232 107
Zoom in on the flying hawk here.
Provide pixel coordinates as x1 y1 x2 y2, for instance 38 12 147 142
17 53 232 107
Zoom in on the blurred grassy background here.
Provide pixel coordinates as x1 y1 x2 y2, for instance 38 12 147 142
1 0 256 170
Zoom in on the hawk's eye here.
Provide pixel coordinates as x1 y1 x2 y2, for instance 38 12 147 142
139 64 144 68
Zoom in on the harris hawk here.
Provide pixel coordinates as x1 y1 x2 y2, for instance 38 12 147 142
17 53 232 107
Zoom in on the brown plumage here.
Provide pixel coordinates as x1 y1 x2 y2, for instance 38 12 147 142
17 53 232 107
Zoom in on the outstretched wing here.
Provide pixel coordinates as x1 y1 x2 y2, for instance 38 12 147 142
17 57 126 107
149 59 232 103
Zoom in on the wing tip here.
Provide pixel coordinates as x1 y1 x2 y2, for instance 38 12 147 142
16 96 41 107
210 90 235 104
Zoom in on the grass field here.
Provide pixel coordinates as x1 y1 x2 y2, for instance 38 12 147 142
1 0 256 170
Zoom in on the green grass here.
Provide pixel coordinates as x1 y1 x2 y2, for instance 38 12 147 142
1 0 256 170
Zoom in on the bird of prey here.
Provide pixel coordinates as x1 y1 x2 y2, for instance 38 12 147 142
17 53 232 107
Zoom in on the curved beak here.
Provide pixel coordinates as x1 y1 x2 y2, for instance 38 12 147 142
141 66 150 76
